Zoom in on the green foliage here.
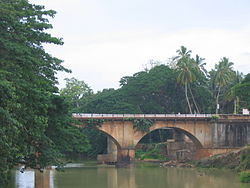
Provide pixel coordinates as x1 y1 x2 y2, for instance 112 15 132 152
131 118 155 133
81 129 107 158
174 46 205 114
82 65 190 114
238 148 250 170
80 119 107 158
0 0 77 185
240 170 250 183
136 144 168 161
211 115 220 120
60 77 93 111
46 95 91 157
84 119 105 128
236 74 250 110
212 57 235 113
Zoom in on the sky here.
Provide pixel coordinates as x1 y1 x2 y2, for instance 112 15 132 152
31 0 250 92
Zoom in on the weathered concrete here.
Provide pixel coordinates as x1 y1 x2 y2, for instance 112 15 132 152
74 114 250 163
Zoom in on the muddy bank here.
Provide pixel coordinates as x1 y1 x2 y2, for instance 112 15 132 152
195 146 250 171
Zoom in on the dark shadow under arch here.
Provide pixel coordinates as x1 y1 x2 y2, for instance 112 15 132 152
135 127 203 149
97 129 122 150
173 127 203 149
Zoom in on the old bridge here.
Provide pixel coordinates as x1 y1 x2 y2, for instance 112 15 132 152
73 114 250 163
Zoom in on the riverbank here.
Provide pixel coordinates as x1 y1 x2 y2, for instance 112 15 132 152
195 146 250 170
137 146 250 182
195 146 250 183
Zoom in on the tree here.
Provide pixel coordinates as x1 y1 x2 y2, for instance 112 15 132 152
194 55 207 77
0 0 69 184
225 71 244 114
174 46 200 114
235 73 250 110
214 57 234 114
83 64 186 114
60 77 93 111
46 95 90 158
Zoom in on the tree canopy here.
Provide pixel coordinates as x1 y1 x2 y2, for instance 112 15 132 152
0 0 87 185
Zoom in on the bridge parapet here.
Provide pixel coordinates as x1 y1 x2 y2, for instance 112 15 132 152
72 113 214 120
73 113 250 122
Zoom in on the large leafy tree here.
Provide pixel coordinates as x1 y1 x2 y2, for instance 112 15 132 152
82 65 186 114
60 77 93 111
46 95 90 158
0 0 77 185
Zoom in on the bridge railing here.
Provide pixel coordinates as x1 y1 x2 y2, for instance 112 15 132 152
72 113 213 119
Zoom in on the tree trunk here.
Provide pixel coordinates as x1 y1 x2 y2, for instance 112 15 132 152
234 98 237 114
159 129 163 143
237 96 240 114
216 86 221 114
234 96 240 114
188 84 200 114
185 83 192 114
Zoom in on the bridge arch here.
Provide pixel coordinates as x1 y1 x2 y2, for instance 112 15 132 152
134 121 204 149
135 127 203 149
97 129 122 150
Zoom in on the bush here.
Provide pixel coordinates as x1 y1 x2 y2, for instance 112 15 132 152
211 115 220 120
240 170 250 183
135 144 168 161
239 148 250 170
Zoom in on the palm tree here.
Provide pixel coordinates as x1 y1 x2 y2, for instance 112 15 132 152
174 46 192 113
225 71 243 114
187 55 207 114
176 59 194 114
175 46 202 114
194 55 207 77
173 46 192 61
214 57 234 114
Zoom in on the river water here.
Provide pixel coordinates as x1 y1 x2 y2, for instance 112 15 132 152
7 162 248 188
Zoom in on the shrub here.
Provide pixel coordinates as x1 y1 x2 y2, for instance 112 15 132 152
240 170 250 183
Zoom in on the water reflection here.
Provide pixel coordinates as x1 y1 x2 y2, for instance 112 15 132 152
10 169 53 188
15 170 34 188
10 163 249 188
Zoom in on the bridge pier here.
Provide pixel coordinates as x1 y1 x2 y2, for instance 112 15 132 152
117 148 135 163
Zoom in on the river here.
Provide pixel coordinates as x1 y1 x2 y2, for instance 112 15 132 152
7 162 248 188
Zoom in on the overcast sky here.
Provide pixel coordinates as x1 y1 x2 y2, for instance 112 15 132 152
31 0 250 92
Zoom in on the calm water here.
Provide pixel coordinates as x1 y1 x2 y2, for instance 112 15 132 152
7 162 249 188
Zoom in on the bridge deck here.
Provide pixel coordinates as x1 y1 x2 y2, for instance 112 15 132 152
73 113 213 119
72 114 250 121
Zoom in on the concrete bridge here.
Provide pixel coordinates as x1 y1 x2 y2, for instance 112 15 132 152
73 114 250 163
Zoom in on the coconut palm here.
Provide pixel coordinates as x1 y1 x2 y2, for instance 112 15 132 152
174 46 202 114
194 55 207 77
176 59 193 113
174 46 192 61
225 71 243 114
214 57 234 114
187 55 207 114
